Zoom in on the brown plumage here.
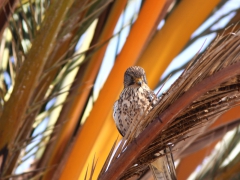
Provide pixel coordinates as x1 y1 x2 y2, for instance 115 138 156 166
113 66 177 180
113 66 158 136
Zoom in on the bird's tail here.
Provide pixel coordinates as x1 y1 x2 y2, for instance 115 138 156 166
149 146 177 180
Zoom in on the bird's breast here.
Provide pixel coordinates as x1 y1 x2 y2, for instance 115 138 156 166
113 87 153 136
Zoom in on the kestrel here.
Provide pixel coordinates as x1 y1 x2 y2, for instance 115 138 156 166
113 66 177 180
113 66 157 136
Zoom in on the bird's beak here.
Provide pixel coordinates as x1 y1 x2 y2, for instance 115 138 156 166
135 78 143 86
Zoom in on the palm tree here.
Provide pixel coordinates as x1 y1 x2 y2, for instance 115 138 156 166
0 0 240 179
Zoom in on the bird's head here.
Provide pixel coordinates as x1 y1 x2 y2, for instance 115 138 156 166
124 66 148 88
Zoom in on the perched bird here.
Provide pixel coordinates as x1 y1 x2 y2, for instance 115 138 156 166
113 66 177 180
113 66 157 136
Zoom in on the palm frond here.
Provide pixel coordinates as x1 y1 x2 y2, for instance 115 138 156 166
195 126 240 179
1 0 240 179
99 27 240 179
180 118 240 158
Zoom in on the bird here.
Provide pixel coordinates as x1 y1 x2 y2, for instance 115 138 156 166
113 66 157 137
113 66 177 180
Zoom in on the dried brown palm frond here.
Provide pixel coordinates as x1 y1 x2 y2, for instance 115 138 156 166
195 126 240 180
0 0 117 178
179 118 240 158
99 27 240 179
83 155 98 180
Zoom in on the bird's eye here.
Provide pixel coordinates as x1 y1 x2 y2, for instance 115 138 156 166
128 76 135 86
124 74 134 87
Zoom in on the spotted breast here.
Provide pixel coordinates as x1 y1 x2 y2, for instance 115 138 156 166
113 66 157 136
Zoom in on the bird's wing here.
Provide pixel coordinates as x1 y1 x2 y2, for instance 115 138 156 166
113 100 124 136
142 84 158 105
150 147 177 180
